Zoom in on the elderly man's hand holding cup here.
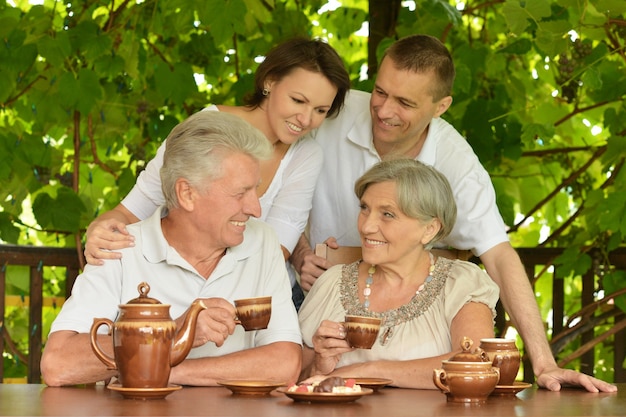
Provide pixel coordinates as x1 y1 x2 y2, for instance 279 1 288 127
234 296 272 331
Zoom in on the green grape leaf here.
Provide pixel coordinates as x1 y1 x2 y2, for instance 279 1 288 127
37 31 72 68
596 0 626 15
502 0 550 35
602 271 626 313
32 187 87 233
153 62 196 107
581 66 603 90
77 68 104 114
498 38 532 55
200 0 247 45
0 212 21 243
555 248 592 277
69 21 113 62
525 0 552 19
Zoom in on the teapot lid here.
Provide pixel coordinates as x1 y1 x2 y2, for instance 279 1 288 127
447 336 490 362
125 282 162 305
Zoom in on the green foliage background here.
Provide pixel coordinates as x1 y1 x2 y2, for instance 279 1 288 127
1 0 625 380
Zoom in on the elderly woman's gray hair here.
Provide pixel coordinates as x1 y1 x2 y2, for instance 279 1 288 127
160 111 272 209
354 158 457 247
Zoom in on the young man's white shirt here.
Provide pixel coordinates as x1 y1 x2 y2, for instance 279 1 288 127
308 89 508 256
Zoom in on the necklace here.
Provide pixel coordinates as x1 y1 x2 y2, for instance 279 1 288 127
362 251 435 311
340 257 449 347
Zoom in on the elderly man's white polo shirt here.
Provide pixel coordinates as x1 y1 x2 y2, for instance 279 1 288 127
51 207 301 359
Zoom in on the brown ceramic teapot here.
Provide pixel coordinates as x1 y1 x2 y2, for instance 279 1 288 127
90 282 207 388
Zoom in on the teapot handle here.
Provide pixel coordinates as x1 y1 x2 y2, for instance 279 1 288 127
90 318 117 370
433 368 450 393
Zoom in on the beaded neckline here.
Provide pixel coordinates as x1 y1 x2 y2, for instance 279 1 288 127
339 256 451 346
362 252 435 310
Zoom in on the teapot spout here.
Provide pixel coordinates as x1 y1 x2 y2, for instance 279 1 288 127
170 299 207 367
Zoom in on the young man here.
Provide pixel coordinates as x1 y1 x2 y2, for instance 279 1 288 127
290 34 616 393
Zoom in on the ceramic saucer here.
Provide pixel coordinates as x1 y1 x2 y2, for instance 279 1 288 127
108 381 182 400
217 380 285 395
491 381 533 396
349 377 393 392
278 387 374 403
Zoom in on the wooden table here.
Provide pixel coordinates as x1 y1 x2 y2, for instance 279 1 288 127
0 383 623 416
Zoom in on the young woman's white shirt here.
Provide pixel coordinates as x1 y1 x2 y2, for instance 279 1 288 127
122 105 324 254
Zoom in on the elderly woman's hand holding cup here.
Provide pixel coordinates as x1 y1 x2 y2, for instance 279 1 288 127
343 315 382 349
309 319 355 376
308 315 382 377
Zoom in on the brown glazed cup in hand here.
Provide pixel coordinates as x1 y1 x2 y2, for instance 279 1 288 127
344 315 382 349
479 338 520 386
234 296 272 331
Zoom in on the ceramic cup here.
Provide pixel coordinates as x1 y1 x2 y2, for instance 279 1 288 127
343 315 382 349
234 296 272 331
479 338 520 386
433 360 500 403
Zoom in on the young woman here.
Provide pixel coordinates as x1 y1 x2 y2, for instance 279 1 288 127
84 38 351 308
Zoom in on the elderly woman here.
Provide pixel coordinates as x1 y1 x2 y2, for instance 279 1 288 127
298 158 500 389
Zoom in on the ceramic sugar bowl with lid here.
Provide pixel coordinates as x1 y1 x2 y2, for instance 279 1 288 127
433 337 500 403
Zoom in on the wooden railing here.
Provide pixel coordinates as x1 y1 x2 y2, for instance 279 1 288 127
501 248 626 383
1 245 82 383
1 244 625 383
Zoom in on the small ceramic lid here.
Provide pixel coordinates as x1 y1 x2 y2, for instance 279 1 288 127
125 282 162 305
447 336 491 362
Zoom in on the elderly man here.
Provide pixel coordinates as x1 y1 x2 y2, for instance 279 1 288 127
41 111 302 387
